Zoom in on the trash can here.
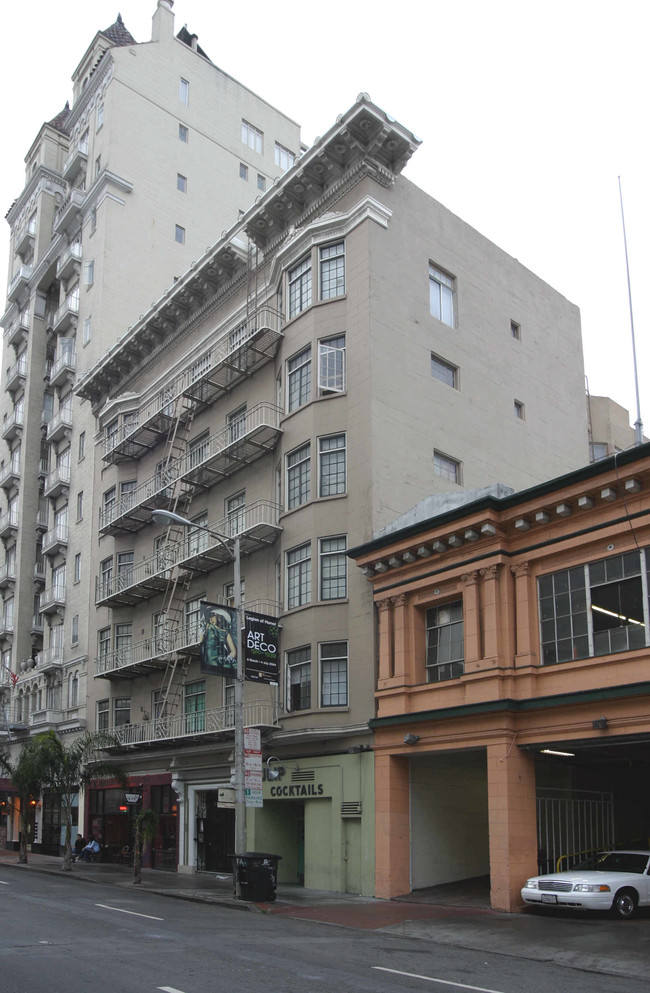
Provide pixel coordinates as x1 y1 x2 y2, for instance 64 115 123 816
232 852 282 902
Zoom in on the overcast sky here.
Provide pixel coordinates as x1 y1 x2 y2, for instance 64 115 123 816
2 0 648 436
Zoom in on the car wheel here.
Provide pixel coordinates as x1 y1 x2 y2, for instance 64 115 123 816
611 888 638 919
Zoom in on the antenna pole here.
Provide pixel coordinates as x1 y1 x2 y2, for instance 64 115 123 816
618 176 643 445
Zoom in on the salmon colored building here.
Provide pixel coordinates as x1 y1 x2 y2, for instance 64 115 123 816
350 445 650 912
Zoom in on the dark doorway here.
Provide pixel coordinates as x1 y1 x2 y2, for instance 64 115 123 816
41 791 63 856
198 791 234 872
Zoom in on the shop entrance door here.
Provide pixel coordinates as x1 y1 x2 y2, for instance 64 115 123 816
202 791 234 872
41 791 62 856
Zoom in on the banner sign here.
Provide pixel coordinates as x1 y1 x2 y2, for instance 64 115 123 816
244 612 280 684
200 602 238 677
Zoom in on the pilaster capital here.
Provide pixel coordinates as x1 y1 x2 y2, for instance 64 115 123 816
480 564 499 582
461 571 479 587
391 594 407 608
511 562 530 579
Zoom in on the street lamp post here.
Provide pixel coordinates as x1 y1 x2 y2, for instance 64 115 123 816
150 509 246 889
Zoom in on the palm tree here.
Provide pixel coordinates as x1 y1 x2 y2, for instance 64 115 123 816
133 808 159 884
0 736 53 863
20 729 124 870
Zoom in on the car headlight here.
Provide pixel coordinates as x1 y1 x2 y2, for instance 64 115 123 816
525 879 538 889
572 883 611 893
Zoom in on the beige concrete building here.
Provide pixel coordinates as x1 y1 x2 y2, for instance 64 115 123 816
0 2 300 853
2 6 591 894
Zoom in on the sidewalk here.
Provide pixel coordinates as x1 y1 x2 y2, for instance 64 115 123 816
1 848 648 981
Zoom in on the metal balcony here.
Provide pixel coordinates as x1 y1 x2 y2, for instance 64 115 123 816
0 461 20 493
102 311 282 465
46 407 73 444
95 500 282 607
54 188 85 236
62 139 88 182
34 560 46 584
31 613 44 636
2 409 24 442
50 347 76 389
99 403 281 536
0 511 18 539
56 242 82 281
5 354 27 394
35 645 64 672
14 224 35 258
39 584 66 614
44 464 71 498
94 622 204 680
7 266 32 303
109 700 279 747
36 504 49 531
53 293 79 333
0 618 14 639
0 563 16 589
42 523 68 556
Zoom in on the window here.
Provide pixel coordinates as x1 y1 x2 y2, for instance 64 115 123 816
539 550 648 665
185 680 206 733
69 672 79 708
429 263 455 327
426 600 464 682
114 697 131 727
52 564 65 596
227 405 247 444
187 513 209 556
71 614 79 646
96 104 104 130
97 699 109 731
185 596 203 642
286 443 310 509
78 432 85 460
287 347 311 412
241 120 263 154
84 260 94 286
179 77 189 105
511 320 521 340
83 316 91 344
319 536 347 600
274 142 295 171
115 623 132 666
319 242 345 300
98 627 111 662
224 579 245 608
94 156 101 179
77 491 83 521
90 207 97 234
177 173 187 193
318 335 345 394
286 647 310 711
188 434 208 469
514 399 525 420
239 162 248 181
433 450 461 484
175 224 185 245
119 480 137 512
100 557 113 595
590 442 609 462
288 257 311 318
320 642 348 707
431 354 458 389
287 543 311 609
74 553 81 584
257 174 266 192
179 123 189 143
226 492 246 537
117 551 134 589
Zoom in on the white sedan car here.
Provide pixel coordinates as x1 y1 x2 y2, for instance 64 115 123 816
522 850 650 918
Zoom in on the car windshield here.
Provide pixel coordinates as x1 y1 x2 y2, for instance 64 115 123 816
573 852 649 874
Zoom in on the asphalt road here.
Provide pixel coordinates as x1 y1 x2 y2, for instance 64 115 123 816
1 870 648 993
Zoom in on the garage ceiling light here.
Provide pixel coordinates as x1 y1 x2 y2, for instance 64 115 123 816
540 748 576 757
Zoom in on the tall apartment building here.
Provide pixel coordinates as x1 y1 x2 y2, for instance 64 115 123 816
2 9 590 892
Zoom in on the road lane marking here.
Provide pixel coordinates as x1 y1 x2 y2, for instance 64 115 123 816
0 880 9 885
95 903 164 921
157 988 187 992
372 967 506 993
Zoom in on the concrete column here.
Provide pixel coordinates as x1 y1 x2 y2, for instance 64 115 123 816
377 599 393 682
479 564 499 661
487 740 537 911
391 594 408 680
375 750 410 898
511 562 535 665
461 571 480 663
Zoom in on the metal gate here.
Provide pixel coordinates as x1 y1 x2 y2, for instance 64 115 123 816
537 788 614 874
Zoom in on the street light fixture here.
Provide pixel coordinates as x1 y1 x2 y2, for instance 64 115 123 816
150 508 246 886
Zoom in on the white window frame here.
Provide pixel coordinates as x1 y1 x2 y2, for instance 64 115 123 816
286 443 310 510
319 535 347 601
287 346 311 412
318 335 346 394
274 141 295 171
431 353 458 389
179 78 190 106
429 263 455 327
175 224 185 245
433 450 461 484
320 641 348 707
286 646 311 712
286 543 311 609
319 242 345 300
242 120 263 154
288 256 312 318
177 173 187 193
